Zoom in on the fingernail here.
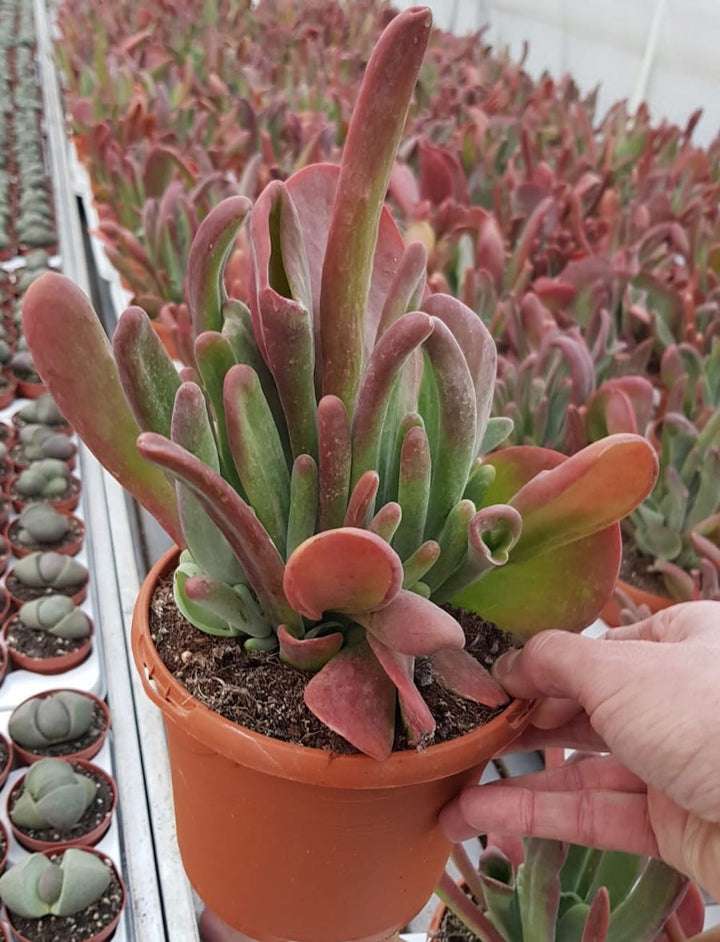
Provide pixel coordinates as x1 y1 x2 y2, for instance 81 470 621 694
492 647 521 681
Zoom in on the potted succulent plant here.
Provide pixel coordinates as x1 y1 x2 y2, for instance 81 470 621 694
8 457 81 514
429 839 706 942
7 756 117 852
0 846 125 942
5 552 89 608
5 505 85 558
10 424 77 471
2 595 93 674
11 395 71 436
22 9 657 941
8 689 111 765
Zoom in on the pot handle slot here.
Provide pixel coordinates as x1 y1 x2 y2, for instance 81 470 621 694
132 628 197 721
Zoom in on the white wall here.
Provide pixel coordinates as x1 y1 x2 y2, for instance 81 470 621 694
394 0 720 145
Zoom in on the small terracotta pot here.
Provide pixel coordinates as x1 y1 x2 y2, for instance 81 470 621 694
1 614 94 675
11 375 47 401
0 379 16 410
150 319 179 360
6 758 118 852
601 578 673 627
2 846 126 942
0 819 8 876
0 587 10 625
0 644 8 689
4 511 85 558
133 548 535 942
0 733 14 791
9 689 111 766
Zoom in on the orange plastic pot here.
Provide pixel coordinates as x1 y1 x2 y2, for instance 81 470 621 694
601 578 673 627
132 548 535 942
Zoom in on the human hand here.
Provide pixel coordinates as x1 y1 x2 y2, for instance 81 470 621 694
439 601 720 900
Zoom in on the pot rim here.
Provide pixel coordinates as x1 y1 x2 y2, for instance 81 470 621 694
133 546 535 790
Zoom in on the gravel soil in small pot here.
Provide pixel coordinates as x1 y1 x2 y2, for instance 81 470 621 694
0 423 15 449
2 605 93 675
6 757 118 852
8 689 111 765
5 508 85 558
0 535 9 575
0 846 126 942
5 553 89 609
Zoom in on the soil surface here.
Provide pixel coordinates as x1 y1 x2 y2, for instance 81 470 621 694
5 617 90 660
429 907 477 941
6 856 123 942
619 535 668 596
150 574 518 754
5 570 87 605
9 762 114 846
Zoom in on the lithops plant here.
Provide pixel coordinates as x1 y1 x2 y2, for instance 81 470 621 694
15 596 92 641
9 504 79 552
14 425 77 466
14 459 73 501
13 394 70 433
9 757 96 831
8 691 96 753
0 848 111 918
9 552 88 595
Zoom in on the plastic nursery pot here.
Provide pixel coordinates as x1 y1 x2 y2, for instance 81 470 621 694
600 578 673 628
150 318 179 360
8 689 111 766
0 378 16 411
0 820 8 876
4 511 85 558
10 374 47 401
6 758 118 853
1 613 94 675
1 846 126 942
0 644 8 690
0 733 14 792
133 548 535 942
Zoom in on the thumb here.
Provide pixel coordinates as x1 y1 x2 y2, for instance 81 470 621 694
493 630 605 702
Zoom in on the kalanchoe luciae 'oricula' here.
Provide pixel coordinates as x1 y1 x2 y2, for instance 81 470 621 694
10 757 96 831
0 848 110 918
22 8 657 758
437 838 692 942
9 691 95 751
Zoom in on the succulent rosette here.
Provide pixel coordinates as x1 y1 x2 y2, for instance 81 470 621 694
22 8 657 758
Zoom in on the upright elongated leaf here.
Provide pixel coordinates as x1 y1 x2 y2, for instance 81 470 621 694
224 365 291 552
22 273 181 544
318 7 432 412
137 432 300 632
188 195 251 335
113 306 181 436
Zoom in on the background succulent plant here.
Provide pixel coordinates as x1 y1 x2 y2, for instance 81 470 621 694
9 691 96 751
17 596 92 640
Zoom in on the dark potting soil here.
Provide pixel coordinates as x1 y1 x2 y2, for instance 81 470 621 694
7 514 84 555
6 859 123 942
149 574 518 755
429 906 477 942
9 763 114 846
0 737 9 777
619 536 668 596
5 618 89 660
12 702 107 759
